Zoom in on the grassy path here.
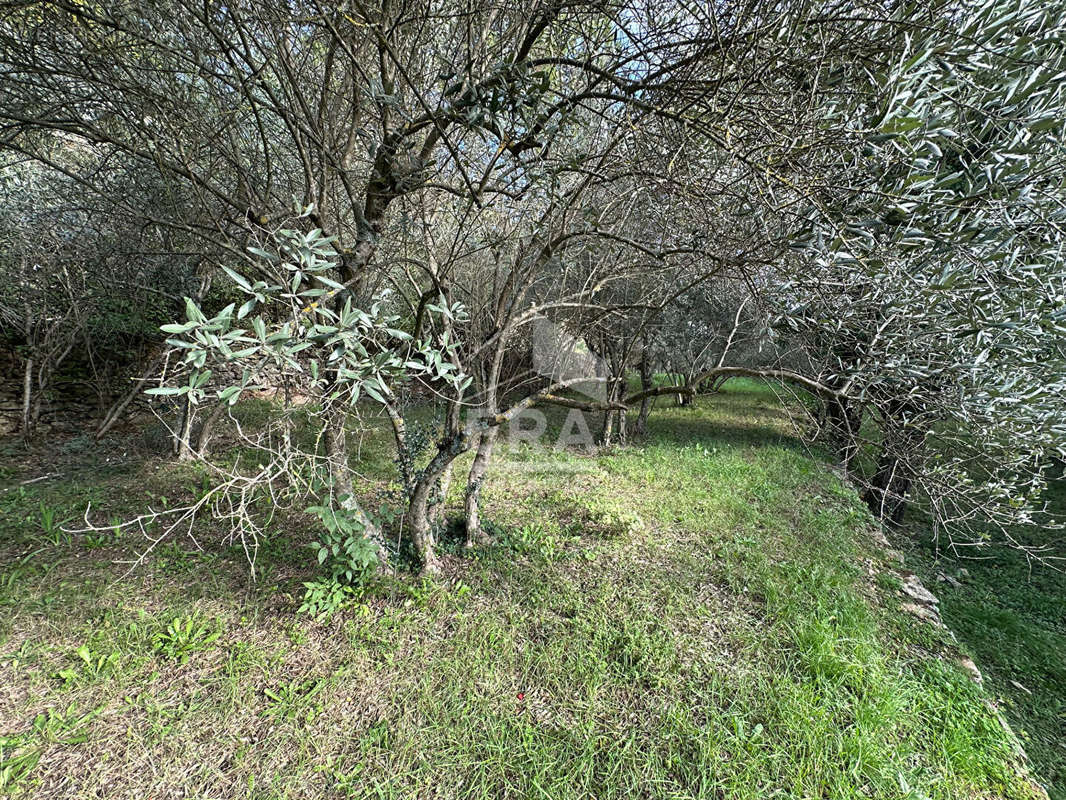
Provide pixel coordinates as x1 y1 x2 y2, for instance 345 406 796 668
0 384 1045 798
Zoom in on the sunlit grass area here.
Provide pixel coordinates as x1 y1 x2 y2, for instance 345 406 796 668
0 383 1045 799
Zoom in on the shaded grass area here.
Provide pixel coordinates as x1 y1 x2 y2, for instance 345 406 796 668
0 381 1043 798
903 483 1066 800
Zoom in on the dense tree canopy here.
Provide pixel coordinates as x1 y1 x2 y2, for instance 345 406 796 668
1 0 1063 580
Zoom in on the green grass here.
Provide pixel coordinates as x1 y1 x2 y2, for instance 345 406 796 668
0 381 1045 798
903 482 1066 800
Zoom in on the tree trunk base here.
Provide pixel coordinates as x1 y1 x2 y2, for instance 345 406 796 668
464 528 493 548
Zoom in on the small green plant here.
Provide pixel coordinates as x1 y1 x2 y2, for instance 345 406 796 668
0 551 41 595
153 615 221 663
584 502 644 539
505 522 561 560
263 678 326 721
223 641 265 679
0 736 40 791
876 571 904 593
298 505 379 619
0 704 104 790
141 491 171 535
403 577 437 608
37 501 69 546
298 578 357 620
83 521 120 549
307 505 379 583
144 491 170 509
58 434 94 458
56 644 121 685
34 704 104 744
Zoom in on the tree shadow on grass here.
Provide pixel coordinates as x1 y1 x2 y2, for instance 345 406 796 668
641 392 813 454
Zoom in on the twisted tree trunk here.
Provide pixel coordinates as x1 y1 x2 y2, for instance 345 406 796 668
464 427 498 546
325 406 389 561
864 402 921 525
407 429 473 573
194 400 227 456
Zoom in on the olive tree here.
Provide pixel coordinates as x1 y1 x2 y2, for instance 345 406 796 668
1 0 745 568
776 0 1066 549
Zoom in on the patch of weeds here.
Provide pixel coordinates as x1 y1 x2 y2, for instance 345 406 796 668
584 612 680 688
0 438 23 460
57 434 96 460
0 550 48 603
263 677 327 722
479 518 509 539
137 420 174 452
433 517 512 564
582 502 645 539
224 641 267 679
0 704 104 792
298 505 380 619
229 397 276 428
0 734 40 793
151 540 221 575
402 576 440 609
451 579 473 603
284 620 309 646
324 722 394 793
299 579 363 621
876 571 904 593
0 485 30 531
345 607 393 654
55 642 122 686
545 490 645 540
143 488 172 509
432 515 473 556
36 500 70 546
140 693 212 740
83 519 121 549
153 614 222 663
34 703 103 742
1 640 41 671
500 522 563 561
151 541 189 573
246 528 306 571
